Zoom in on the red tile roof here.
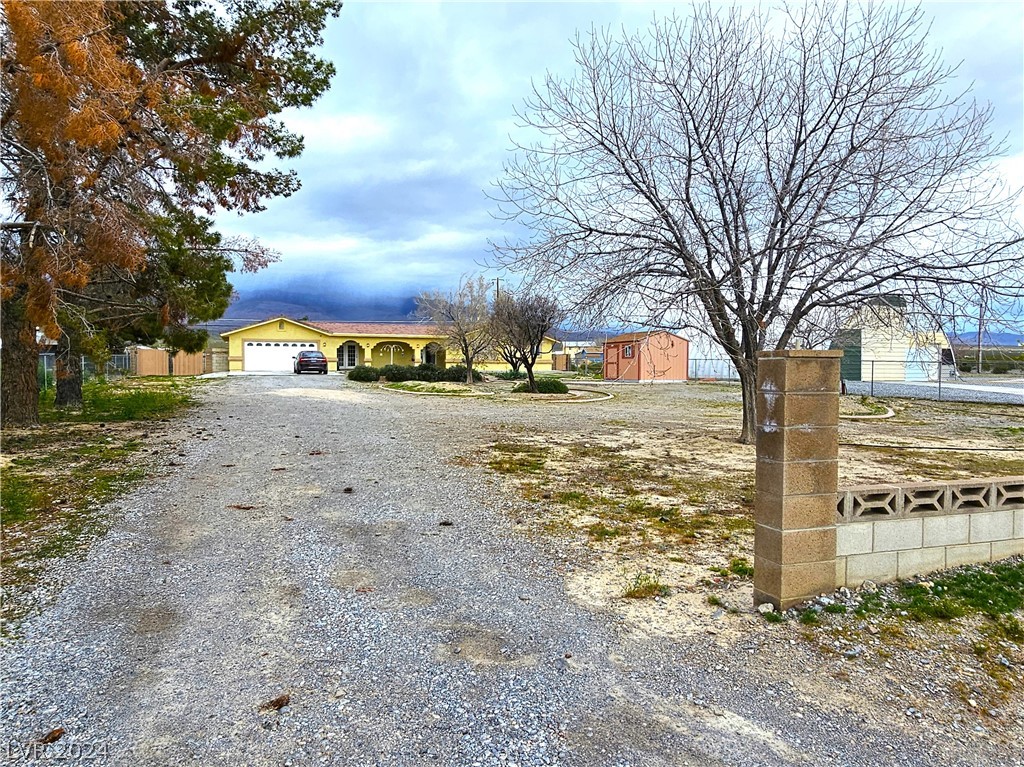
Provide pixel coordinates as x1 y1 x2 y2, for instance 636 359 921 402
306 321 443 337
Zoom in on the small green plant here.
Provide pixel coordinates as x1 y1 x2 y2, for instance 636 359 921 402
623 571 671 599
513 377 569 394
762 610 785 623
799 609 820 625
823 603 847 615
347 365 380 382
706 594 724 607
588 523 621 540
728 557 754 577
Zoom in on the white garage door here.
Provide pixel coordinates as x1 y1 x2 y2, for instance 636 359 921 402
243 341 319 371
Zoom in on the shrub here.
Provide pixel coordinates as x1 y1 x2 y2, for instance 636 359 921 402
347 365 380 382
414 363 442 382
513 377 569 394
494 369 527 380
379 364 418 382
440 365 482 383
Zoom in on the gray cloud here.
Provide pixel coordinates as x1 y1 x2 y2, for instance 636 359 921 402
217 1 1023 318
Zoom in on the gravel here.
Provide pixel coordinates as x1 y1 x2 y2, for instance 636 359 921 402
1 375 1019 766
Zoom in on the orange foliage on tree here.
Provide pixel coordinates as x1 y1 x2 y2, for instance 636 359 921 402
1 0 156 338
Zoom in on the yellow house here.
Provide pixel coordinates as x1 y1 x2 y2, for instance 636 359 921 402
220 317 559 373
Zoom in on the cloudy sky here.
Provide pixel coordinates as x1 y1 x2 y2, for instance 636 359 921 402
217 1 1024 319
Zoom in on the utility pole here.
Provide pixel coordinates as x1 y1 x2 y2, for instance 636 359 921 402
976 286 987 374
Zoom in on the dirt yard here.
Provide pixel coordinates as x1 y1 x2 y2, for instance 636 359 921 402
474 380 1023 748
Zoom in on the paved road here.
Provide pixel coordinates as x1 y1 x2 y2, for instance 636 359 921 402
1 376 1017 766
845 377 1023 405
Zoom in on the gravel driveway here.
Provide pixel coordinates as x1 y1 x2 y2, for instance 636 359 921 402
1 376 1018 766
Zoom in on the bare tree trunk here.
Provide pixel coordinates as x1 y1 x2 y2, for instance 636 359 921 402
1 294 41 427
738 363 758 445
524 362 537 392
465 356 474 384
55 332 83 409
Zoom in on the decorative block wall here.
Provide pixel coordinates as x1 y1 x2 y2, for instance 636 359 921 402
835 477 1024 586
752 347 1023 607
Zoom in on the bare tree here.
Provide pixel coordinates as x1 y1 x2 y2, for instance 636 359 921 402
493 2 1024 443
415 276 493 384
492 292 562 392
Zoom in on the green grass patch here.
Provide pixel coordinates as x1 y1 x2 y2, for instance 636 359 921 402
385 381 474 395
40 378 193 422
488 442 548 474
852 561 1024 640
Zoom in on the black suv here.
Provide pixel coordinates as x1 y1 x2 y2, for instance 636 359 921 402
293 350 328 374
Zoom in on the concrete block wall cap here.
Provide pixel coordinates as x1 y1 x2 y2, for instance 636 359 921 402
757 350 845 359
839 484 902 494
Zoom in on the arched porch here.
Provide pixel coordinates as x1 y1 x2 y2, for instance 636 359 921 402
371 340 415 368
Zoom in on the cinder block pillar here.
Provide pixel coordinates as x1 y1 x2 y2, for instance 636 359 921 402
753 350 843 610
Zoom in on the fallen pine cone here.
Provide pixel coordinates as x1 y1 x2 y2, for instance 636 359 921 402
259 693 290 712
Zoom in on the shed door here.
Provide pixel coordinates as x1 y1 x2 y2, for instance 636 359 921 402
243 341 317 371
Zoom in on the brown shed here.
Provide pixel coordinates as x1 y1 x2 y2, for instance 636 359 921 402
603 331 689 382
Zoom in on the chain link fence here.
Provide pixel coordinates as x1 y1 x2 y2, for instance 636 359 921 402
37 353 131 391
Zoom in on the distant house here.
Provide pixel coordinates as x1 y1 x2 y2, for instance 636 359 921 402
220 317 558 373
603 331 689 382
831 297 951 382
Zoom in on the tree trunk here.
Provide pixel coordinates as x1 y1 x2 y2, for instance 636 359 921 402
465 356 474 384
737 361 758 445
55 332 83 409
524 362 537 393
1 295 41 427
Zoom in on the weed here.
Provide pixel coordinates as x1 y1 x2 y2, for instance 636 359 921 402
799 609 820 625
556 491 596 509
588 523 621 541
728 557 754 577
623 571 671 599
706 594 724 607
488 442 548 474
763 611 785 623
823 603 847 615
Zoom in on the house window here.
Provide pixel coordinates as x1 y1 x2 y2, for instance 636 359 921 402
278 320 284 330
623 345 634 358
